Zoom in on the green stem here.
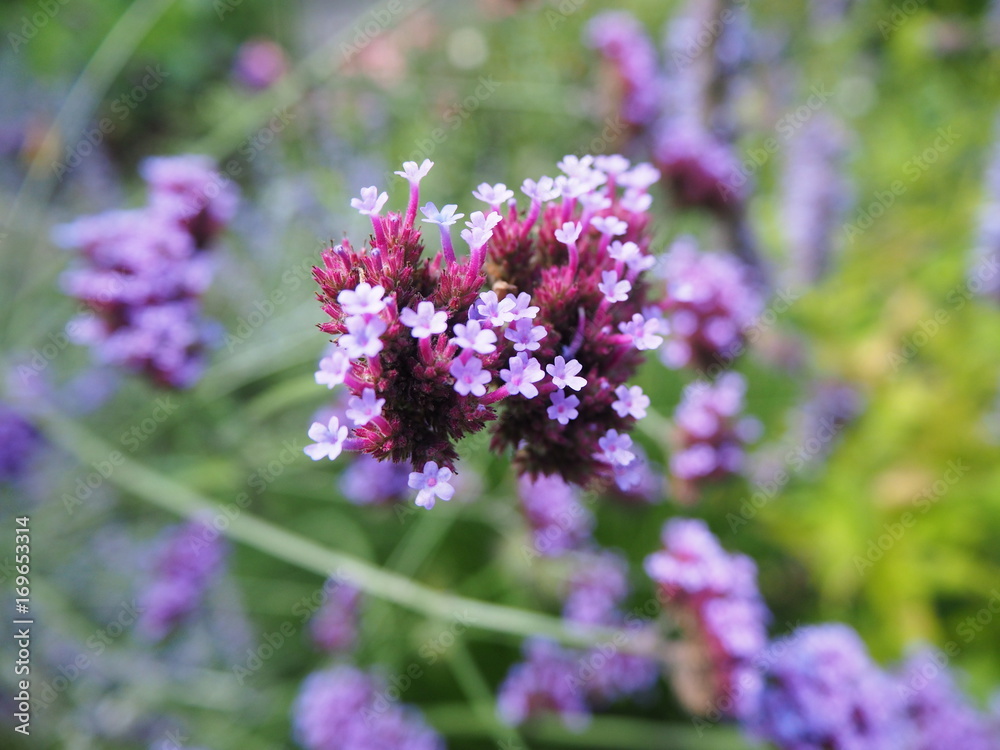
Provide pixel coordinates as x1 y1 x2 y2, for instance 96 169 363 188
35 408 641 654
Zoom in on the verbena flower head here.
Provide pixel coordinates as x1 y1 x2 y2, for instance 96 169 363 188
654 120 747 212
54 156 236 388
747 624 906 750
670 373 759 497
658 237 763 372
896 649 999 749
138 520 227 641
586 12 662 128
309 156 662 505
645 518 769 719
293 666 444 750
497 639 591 730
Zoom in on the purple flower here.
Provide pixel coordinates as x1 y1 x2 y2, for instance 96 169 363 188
612 384 649 419
504 318 547 352
547 390 580 425
645 519 769 719
340 454 412 506
619 313 665 351
748 624 905 750
304 417 349 461
563 550 630 626
517 474 593 556
338 315 386 359
138 520 226 641
309 580 361 653
346 388 385 426
408 461 455 509
351 186 389 216
598 270 632 303
497 639 590 730
586 13 662 127
394 159 434 184
0 403 42 483
420 202 463 227
545 356 586 391
450 319 497 354
555 221 582 245
337 282 387 316
506 292 539 321
140 154 238 244
450 355 492 397
293 666 444 750
472 182 514 207
476 290 517 327
315 350 351 389
500 355 544 399
232 38 288 90
400 301 448 339
597 429 635 466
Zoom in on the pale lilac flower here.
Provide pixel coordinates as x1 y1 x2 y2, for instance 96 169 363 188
451 319 497 354
557 154 595 178
619 313 664 351
501 355 544 398
337 282 386 316
598 270 632 303
546 356 587 391
394 159 434 184
450 356 492 397
597 429 635 466
555 221 583 245
476 290 516 327
522 176 560 202
473 182 514 206
338 315 386 358
506 292 539 320
346 388 385 426
590 215 628 237
547 391 580 425
618 163 661 191
304 417 349 461
504 318 547 352
620 188 653 213
467 210 503 233
608 240 654 272
595 155 631 175
400 301 448 339
611 384 648 420
579 193 612 213
420 202 464 227
461 226 492 250
408 460 455 509
315 350 350 389
350 186 388 216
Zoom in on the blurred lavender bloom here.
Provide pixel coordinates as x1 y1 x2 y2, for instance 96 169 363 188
517 473 594 557
55 157 236 388
897 649 999 749
293 666 444 750
340 454 412 506
670 373 759 493
747 624 906 749
645 518 769 719
781 115 852 285
562 550 630 627
138 520 226 641
232 38 289 91
586 12 662 128
309 581 361 653
497 639 591 730
654 119 746 212
658 237 763 372
0 401 42 483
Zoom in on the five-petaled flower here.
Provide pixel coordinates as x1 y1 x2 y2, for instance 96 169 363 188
619 313 664 351
476 291 517 327
597 429 635 466
420 202 464 227
451 320 498 354
346 388 386 426
400 301 448 339
547 391 581 425
339 315 386 359
501 355 545 399
505 318 547 352
546 356 587 391
450 355 492 397
612 385 650 420
338 282 386 316
598 270 632 303
408 461 456 509
351 186 389 216
394 159 434 184
315 350 350 388
304 417 349 461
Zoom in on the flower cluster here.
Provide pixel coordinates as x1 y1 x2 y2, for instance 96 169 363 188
748 624 905 749
292 666 443 750
670 373 759 496
654 120 747 212
517 473 594 557
657 237 762 372
137 520 227 641
55 155 237 388
309 580 362 653
308 156 664 506
0 401 42 483
584 12 661 128
644 518 769 719
498 549 659 729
